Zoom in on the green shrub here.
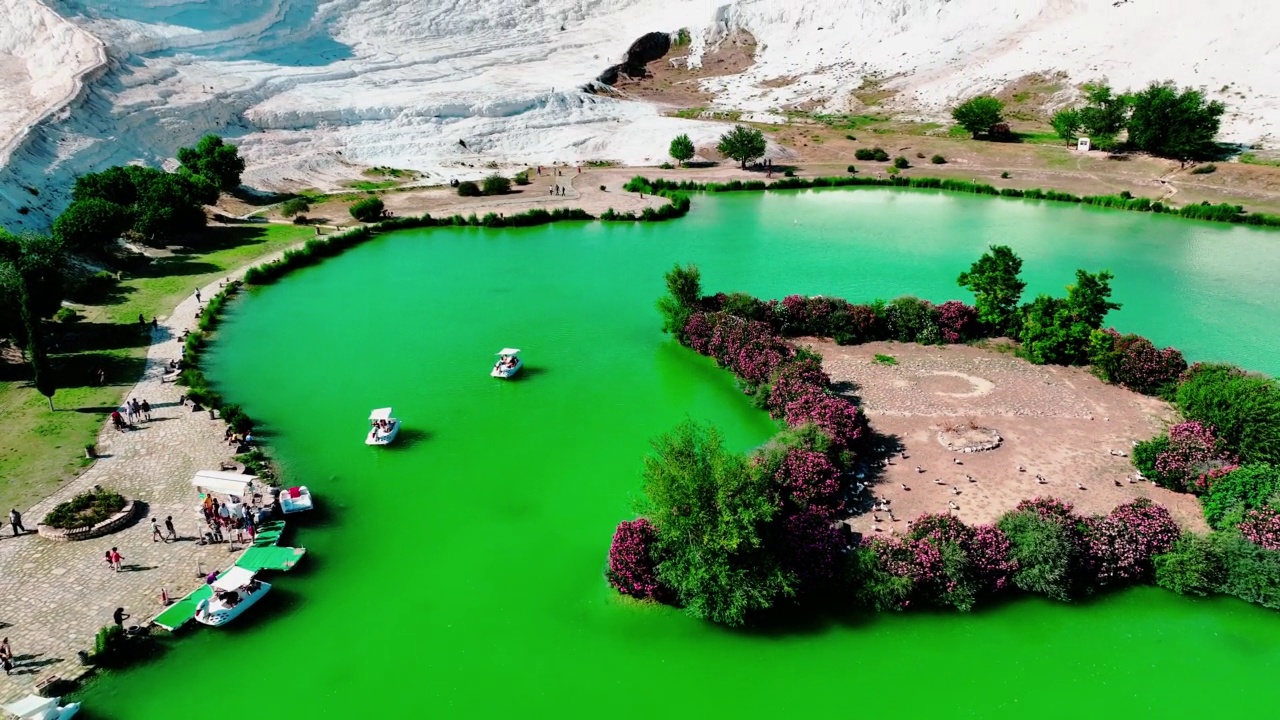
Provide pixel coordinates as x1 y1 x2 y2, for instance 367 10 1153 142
43 488 126 529
846 165 857 174
54 306 79 323
349 197 385 222
931 154 947 164
1189 163 1217 175
873 354 897 366
854 147 890 162
513 170 531 186
457 181 481 197
997 509 1076 601
1000 171 1010 179
91 625 154 668
893 156 910 169
1201 464 1280 530
482 174 511 195
1213 531 1280 609
783 169 796 177
1154 534 1223 597
280 197 310 217
1176 363 1280 465
1132 435 1169 481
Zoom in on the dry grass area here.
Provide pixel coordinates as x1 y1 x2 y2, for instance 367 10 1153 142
798 339 1209 534
609 31 757 110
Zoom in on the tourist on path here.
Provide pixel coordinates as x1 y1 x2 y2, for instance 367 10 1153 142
113 607 130 628
110 547 124 572
8 508 24 536
104 550 113 570
194 288 202 303
151 517 164 542
1 653 11 676
165 515 177 541
141 399 152 421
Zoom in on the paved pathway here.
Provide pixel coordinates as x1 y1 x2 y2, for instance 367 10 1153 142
0 252 291 701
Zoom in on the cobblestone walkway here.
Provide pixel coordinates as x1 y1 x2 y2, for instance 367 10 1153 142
0 254 289 701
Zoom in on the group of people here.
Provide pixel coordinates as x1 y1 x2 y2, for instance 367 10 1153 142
224 425 254 451
201 493 270 545
494 356 518 372
371 418 395 438
111 398 153 431
103 547 125 572
150 515 178 543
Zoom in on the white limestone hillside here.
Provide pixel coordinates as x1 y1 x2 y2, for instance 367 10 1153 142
1 0 1277 231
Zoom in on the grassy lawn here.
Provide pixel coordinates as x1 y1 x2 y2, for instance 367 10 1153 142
0 223 311 513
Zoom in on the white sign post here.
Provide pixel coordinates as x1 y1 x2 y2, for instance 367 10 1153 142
1077 137 1091 153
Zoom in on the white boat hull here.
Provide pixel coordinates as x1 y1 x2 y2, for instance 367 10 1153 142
366 420 400 445
280 487 313 514
491 357 523 378
194 580 272 626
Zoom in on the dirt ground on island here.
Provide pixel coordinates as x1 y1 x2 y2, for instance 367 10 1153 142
797 339 1209 535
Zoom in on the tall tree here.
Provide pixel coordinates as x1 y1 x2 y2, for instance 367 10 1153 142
0 231 65 410
1077 82 1130 145
1050 108 1082 144
716 125 767 169
639 420 794 625
951 96 1005 139
1065 269 1121 329
51 198 130 255
669 133 695 166
177 134 246 191
957 245 1026 336
1127 82 1225 163
656 263 701 338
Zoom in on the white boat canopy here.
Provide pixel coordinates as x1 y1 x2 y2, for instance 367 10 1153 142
4 695 58 718
369 407 394 421
212 566 257 592
192 470 258 497
496 348 520 356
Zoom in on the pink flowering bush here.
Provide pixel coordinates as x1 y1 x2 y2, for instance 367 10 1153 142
1087 498 1182 585
780 387 866 452
908 513 1015 603
970 524 1016 591
607 518 664 600
1239 507 1280 551
782 508 846 586
1089 328 1187 396
937 301 979 344
771 447 845 517
1153 421 1231 492
765 356 831 417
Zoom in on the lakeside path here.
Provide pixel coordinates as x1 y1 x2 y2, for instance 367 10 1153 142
0 243 299 702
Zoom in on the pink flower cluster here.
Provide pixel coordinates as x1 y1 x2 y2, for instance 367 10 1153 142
936 301 979 344
1155 421 1231 492
867 536 945 587
1193 463 1239 494
772 447 844 518
765 357 832 416
778 387 866 452
1087 498 1182 584
1239 507 1280 551
683 312 796 386
607 518 663 600
1094 328 1187 395
783 508 847 585
908 513 1015 592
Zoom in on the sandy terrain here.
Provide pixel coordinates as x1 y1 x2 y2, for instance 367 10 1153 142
798 339 1208 534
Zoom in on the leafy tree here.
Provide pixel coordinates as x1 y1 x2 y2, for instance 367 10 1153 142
72 166 138 206
1176 364 1280 465
51 198 130 254
640 420 793 625
1065 269 1120 329
176 134 246 191
997 509 1075 601
669 133 695 166
0 231 65 410
656 263 701 339
1077 83 1130 145
72 165 213 245
456 181 480 197
950 96 1004 138
956 245 1025 336
716 125 767 169
349 197 385 222
1127 81 1226 163
1202 464 1280 530
481 174 511 195
279 198 311 217
1154 534 1223 597
1050 108 1082 143
1212 531 1280 609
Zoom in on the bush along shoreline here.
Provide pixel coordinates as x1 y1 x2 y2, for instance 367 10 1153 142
606 256 1280 626
623 175 1280 228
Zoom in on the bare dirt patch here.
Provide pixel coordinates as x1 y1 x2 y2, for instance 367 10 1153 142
611 31 757 110
798 339 1207 534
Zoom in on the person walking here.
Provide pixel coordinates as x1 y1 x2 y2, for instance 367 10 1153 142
141 399 152 421
124 402 135 425
164 515 177 541
104 550 113 570
8 508 24 536
110 547 124 572
113 607 130 628
151 517 164 542
194 288 202 303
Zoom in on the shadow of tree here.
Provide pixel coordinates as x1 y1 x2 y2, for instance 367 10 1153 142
51 322 150 353
170 225 274 256
46 351 148 390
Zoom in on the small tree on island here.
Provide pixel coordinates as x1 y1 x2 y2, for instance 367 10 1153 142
716 125 766 169
951 96 1005 139
669 133 695 167
349 197 384 222
956 244 1025 337
656 263 701 340
482 174 511 195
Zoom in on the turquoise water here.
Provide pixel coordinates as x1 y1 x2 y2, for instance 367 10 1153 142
78 190 1280 717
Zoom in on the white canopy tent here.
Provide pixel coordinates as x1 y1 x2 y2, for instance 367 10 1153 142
496 348 520 356
212 566 257 592
369 407 394 421
191 470 258 498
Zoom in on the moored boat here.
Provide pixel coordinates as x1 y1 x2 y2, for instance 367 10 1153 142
194 567 271 627
3 695 79 720
366 407 400 445
279 485 313 514
491 348 522 378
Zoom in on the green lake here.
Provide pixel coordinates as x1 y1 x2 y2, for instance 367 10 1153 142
79 190 1280 716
